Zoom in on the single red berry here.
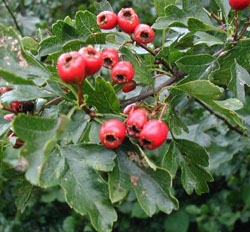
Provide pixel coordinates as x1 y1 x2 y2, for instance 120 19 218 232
0 87 12 95
8 132 24 148
99 119 126 149
123 103 139 115
122 80 137 93
134 24 155 44
10 101 35 113
4 113 15 121
57 51 86 84
229 0 250 10
78 45 103 76
139 119 169 150
125 109 148 138
117 8 140 33
102 48 119 69
96 11 117 30
111 61 134 84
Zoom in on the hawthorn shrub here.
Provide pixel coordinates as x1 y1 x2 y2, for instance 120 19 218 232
1 0 250 231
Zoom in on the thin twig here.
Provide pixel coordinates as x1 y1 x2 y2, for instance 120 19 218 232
2 0 23 36
195 99 248 137
120 71 185 108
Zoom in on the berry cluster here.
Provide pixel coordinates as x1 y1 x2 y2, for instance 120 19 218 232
99 106 169 150
96 8 155 44
1 87 35 148
57 45 103 84
57 45 135 92
229 0 250 10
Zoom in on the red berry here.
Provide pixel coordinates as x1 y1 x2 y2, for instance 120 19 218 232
102 48 119 69
111 61 134 84
139 120 168 150
8 132 24 148
57 51 86 84
10 101 35 113
122 80 137 93
78 46 103 76
125 109 148 138
123 103 138 115
229 0 250 10
0 87 12 95
117 8 140 33
96 11 117 30
134 24 155 44
99 119 126 149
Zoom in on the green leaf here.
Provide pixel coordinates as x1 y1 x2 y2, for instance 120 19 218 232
61 110 90 144
94 0 113 13
176 54 220 81
194 31 224 47
39 10 104 57
14 179 33 213
214 98 243 111
182 0 212 25
228 61 250 103
162 140 213 195
152 5 187 29
152 0 212 29
12 114 69 184
213 39 250 86
0 23 51 85
120 47 153 85
83 77 120 113
59 144 117 232
173 80 223 102
154 0 176 16
188 18 219 32
109 143 179 216
215 0 231 20
0 85 54 103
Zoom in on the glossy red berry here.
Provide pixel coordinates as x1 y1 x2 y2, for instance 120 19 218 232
117 8 140 33
229 0 250 10
139 119 169 150
122 80 137 93
99 119 126 149
78 46 103 76
102 48 119 69
10 101 35 113
96 11 117 30
57 51 86 84
111 61 134 84
125 109 148 138
123 103 139 115
134 24 155 44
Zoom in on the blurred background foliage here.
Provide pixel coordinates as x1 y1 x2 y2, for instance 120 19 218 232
1 0 250 231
